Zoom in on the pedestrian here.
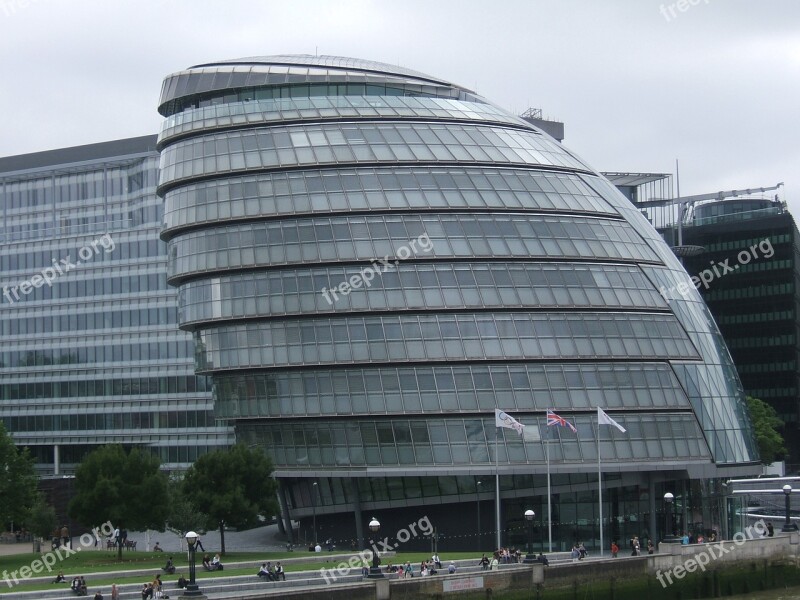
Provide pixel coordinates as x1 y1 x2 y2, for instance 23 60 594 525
611 541 619 558
767 522 774 537
647 540 654 555
61 524 70 549
478 554 489 570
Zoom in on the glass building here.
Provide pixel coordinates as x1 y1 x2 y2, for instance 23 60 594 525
0 136 234 474
673 200 800 463
156 55 760 549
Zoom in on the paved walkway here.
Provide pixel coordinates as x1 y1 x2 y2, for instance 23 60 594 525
0 523 286 558
124 523 288 553
0 541 35 556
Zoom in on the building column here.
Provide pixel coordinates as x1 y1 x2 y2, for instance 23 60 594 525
350 479 364 549
649 473 657 543
53 444 60 476
277 480 294 545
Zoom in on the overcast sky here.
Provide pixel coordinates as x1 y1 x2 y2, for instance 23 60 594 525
1 0 797 211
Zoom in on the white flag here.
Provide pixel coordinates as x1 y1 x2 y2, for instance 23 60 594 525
597 407 626 433
495 409 525 436
523 426 541 442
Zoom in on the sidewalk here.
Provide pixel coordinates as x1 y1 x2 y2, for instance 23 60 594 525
0 542 37 556
124 523 289 553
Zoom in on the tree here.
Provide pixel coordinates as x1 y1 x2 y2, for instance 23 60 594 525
183 444 279 554
747 396 787 465
27 495 56 552
69 445 169 560
165 475 209 551
0 421 38 531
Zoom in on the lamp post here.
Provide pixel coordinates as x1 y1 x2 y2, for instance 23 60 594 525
181 531 205 598
367 518 384 578
523 510 536 563
476 480 482 551
782 484 796 532
312 481 318 548
663 492 679 543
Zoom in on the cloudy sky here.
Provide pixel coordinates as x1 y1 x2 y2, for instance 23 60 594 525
1 0 797 210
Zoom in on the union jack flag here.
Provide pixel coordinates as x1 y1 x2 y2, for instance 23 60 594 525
546 410 577 433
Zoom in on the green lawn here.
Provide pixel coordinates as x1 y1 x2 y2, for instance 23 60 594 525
0 550 480 594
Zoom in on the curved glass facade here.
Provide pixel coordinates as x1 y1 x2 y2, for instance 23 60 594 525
177 262 667 324
158 55 758 549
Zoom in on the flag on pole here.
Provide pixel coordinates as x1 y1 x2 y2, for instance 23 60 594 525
546 410 577 433
597 407 626 433
523 426 541 442
495 409 525 436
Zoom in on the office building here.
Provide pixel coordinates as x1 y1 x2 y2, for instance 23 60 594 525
0 136 234 474
155 55 759 549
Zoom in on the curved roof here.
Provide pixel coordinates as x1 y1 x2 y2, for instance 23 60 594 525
157 54 477 116
190 54 458 88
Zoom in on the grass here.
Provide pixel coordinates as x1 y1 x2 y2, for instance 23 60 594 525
0 549 482 594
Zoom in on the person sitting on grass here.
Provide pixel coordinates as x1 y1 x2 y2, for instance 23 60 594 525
72 576 88 596
177 574 187 589
275 562 286 581
162 556 176 574
93 591 103 600
257 563 272 580
141 583 153 600
53 570 66 583
210 553 223 571
202 554 212 571
153 542 163 552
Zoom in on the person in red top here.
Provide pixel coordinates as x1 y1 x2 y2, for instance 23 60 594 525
611 541 619 557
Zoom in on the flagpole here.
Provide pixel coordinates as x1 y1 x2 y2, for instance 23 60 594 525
546 421 552 553
495 426 501 550
598 413 604 558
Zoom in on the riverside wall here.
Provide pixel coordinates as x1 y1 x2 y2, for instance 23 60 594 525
225 532 800 600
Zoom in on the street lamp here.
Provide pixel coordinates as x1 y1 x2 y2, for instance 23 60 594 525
523 510 536 563
368 518 384 578
312 481 318 549
182 531 205 598
663 492 679 543
782 484 796 532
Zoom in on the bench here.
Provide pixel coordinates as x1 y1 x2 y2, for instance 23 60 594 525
106 539 137 550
